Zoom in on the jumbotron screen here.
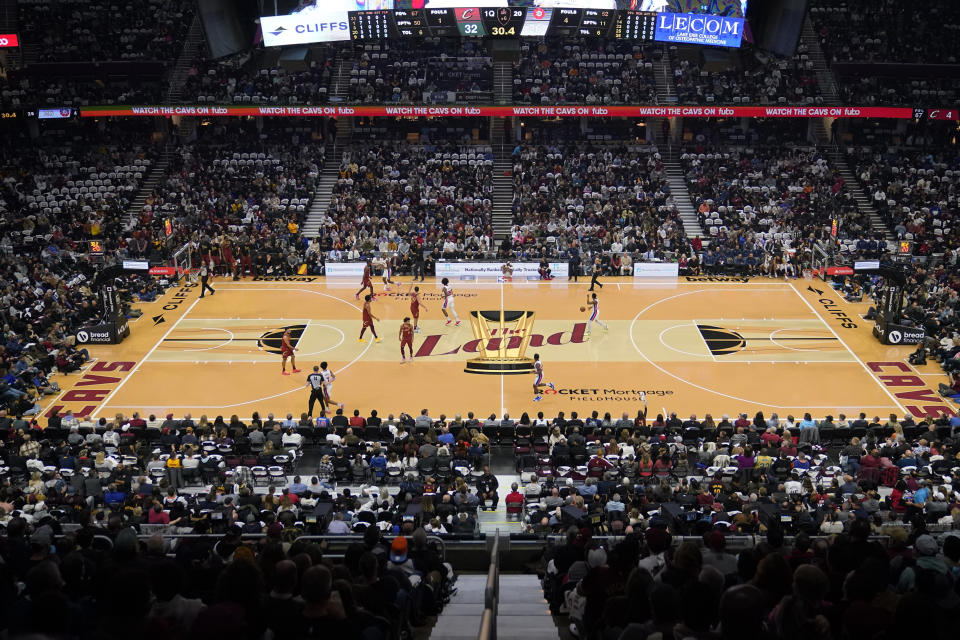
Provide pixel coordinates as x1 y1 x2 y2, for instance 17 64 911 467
260 0 747 48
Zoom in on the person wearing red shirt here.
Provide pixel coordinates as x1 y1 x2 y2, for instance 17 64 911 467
779 438 798 458
890 480 909 514
760 428 781 448
587 449 613 477
349 410 366 429
860 449 881 469
505 483 525 509
653 454 673 477
147 503 170 525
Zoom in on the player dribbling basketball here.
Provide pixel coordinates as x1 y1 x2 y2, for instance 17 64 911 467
399 316 414 363
586 291 609 336
532 353 553 402
359 294 381 343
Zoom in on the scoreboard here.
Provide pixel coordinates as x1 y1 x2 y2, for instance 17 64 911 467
347 6 657 40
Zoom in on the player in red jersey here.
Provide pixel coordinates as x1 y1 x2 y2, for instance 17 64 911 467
409 285 428 333
399 316 415 363
280 327 300 375
355 259 374 300
359 294 380 343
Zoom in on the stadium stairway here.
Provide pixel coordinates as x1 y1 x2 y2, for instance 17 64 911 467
827 148 895 244
124 147 173 230
304 123 350 237
801 14 840 106
330 57 352 102
663 147 704 238
811 118 831 145
655 54 677 104
167 14 206 103
430 574 560 640
494 61 513 105
303 153 339 237
492 156 514 242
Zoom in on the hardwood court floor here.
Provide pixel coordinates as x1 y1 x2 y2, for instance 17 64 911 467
46 275 955 422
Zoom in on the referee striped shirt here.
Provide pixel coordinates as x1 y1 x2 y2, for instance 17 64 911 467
307 373 324 389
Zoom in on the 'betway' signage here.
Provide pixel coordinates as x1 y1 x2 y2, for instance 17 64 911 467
81 105 924 119
260 13 350 47
655 12 744 47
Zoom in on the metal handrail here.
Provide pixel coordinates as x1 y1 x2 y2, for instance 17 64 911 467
478 609 495 640
125 532 447 559
479 530 500 640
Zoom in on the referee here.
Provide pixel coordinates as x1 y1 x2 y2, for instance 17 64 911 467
199 263 215 298
588 256 604 291
306 365 326 417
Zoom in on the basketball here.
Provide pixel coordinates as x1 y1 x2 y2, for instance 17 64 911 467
580 306 586 312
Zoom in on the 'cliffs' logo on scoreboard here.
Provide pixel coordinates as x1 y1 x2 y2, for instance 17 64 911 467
497 7 511 26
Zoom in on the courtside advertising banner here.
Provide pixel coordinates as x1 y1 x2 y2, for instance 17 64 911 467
0 34 19 47
325 262 368 277
633 262 680 278
80 105 927 119
436 261 569 279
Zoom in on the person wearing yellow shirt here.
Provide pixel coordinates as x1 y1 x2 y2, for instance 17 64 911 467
165 448 183 489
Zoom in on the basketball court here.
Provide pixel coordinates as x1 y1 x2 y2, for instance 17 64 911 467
46 275 952 422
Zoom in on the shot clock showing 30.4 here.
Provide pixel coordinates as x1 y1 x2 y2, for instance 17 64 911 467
484 7 525 37
454 7 525 37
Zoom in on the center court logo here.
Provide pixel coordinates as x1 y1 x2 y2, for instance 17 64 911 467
414 322 588 358
464 310 537 375
259 325 305 354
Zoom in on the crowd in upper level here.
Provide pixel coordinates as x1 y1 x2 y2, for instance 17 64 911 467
671 44 821 106
809 0 960 64
513 40 658 105
18 0 194 63
183 48 338 106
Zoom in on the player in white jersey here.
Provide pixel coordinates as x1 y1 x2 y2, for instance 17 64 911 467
440 277 460 326
318 360 343 409
376 255 396 291
532 353 553 402
586 292 608 335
